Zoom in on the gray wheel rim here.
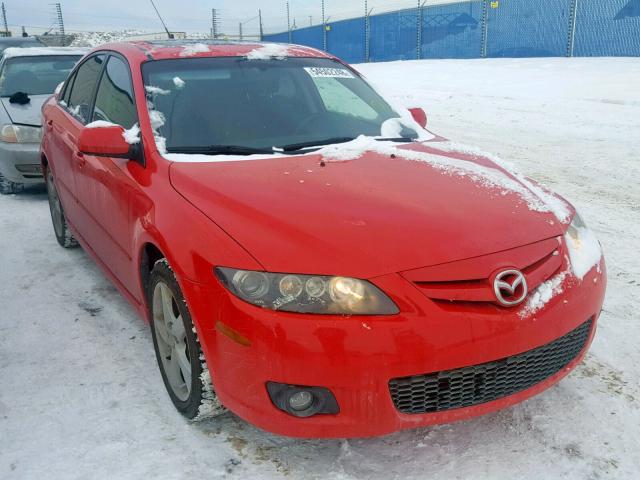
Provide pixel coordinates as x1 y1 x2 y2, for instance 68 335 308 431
152 282 192 401
47 174 64 238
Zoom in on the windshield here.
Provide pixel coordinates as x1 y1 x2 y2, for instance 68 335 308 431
142 57 419 153
0 55 81 97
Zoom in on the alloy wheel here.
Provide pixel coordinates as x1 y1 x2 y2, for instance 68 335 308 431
152 281 192 401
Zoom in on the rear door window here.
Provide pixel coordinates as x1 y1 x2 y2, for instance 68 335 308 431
67 54 106 124
92 55 137 129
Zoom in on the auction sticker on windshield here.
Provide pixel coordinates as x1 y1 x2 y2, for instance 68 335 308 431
304 67 355 78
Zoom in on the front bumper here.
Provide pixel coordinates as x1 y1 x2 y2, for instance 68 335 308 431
185 257 606 438
0 141 43 184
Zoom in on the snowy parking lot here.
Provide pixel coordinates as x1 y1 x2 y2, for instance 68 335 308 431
1 57 639 479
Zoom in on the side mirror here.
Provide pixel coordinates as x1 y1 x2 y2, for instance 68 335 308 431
79 124 142 163
409 107 428 129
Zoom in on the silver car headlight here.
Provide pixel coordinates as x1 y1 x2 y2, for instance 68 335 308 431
215 267 399 315
0 124 42 144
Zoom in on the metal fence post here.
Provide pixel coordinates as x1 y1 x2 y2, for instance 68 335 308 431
417 1 422 60
567 0 579 57
287 1 292 43
365 0 369 62
480 0 489 58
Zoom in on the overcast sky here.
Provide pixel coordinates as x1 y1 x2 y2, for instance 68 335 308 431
5 0 462 37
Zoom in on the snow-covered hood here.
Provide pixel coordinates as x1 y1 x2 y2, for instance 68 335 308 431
0 94 49 127
168 140 570 278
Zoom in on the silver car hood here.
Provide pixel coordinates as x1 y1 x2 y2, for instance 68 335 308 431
0 94 49 127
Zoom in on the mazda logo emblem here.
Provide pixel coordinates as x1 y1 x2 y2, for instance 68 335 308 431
493 269 528 307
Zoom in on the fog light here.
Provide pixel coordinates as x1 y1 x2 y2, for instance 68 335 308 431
288 390 314 411
266 382 340 418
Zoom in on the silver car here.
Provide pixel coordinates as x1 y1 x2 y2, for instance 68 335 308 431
0 47 86 194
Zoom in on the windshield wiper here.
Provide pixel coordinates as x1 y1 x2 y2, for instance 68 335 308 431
166 145 274 156
278 137 355 152
375 136 417 143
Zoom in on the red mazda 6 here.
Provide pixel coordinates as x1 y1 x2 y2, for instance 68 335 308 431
40 41 606 438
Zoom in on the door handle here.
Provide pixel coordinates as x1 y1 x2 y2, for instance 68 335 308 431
46 119 53 130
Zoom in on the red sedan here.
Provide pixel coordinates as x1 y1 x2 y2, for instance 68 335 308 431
40 41 606 438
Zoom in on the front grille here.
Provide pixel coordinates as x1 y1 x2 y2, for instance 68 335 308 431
389 319 592 414
402 238 564 307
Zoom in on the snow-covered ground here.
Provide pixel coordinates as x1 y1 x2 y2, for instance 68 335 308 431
1 57 639 479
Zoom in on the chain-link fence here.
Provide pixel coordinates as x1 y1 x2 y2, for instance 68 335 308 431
263 0 640 62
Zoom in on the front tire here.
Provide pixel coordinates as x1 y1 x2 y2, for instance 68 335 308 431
0 172 23 195
46 169 77 248
148 259 226 420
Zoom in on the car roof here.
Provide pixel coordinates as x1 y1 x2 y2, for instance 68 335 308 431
2 46 88 59
93 40 333 62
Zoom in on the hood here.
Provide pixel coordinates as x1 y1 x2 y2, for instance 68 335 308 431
169 143 565 279
0 94 49 126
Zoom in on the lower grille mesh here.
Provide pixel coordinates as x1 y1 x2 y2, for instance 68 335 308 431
389 319 592 414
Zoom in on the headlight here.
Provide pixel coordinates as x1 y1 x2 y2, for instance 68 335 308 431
215 267 399 315
565 212 602 280
0 124 42 143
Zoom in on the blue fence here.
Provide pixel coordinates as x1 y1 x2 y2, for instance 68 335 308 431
264 0 640 62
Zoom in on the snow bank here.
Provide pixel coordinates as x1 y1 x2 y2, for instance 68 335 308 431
179 43 210 57
246 44 289 60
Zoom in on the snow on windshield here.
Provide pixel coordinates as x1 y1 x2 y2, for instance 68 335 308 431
173 77 186 89
145 85 170 96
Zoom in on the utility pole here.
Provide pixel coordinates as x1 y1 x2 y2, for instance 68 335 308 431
54 2 65 36
1 3 8 36
287 1 291 43
258 9 263 41
211 8 220 39
239 22 243 41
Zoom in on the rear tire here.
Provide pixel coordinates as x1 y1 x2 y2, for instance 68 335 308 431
0 172 23 195
148 259 226 421
46 169 78 248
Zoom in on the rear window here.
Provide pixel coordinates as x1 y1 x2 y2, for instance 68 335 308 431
0 55 81 96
